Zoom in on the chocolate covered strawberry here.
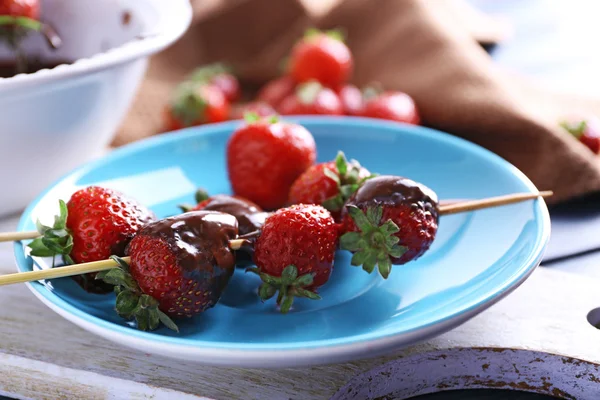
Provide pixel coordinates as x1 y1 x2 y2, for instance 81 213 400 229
340 175 439 278
288 151 373 218
28 186 155 293
227 114 316 210
248 204 337 313
98 211 239 331
181 190 268 236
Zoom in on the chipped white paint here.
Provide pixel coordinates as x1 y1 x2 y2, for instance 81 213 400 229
0 217 598 399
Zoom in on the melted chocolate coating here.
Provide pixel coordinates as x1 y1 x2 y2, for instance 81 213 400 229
200 195 268 235
135 211 239 273
348 175 439 218
128 211 239 316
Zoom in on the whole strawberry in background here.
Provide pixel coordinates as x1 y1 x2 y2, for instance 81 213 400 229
189 63 241 103
337 84 363 115
229 101 276 121
288 28 353 89
278 80 344 116
257 76 296 109
28 186 156 293
249 204 338 313
165 81 229 131
288 151 374 219
560 117 600 154
360 88 420 125
340 175 439 278
97 211 239 331
227 114 316 210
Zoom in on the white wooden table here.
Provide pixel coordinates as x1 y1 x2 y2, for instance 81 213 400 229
0 214 599 400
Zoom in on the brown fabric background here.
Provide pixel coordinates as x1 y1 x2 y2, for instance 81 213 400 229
114 0 600 205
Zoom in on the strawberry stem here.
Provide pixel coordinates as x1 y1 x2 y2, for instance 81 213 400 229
28 200 74 263
97 256 179 332
340 205 407 279
246 265 321 313
321 151 377 213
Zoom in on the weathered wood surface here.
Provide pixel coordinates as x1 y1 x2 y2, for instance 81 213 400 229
0 216 598 400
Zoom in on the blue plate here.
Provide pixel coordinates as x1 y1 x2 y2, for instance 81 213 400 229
14 117 550 368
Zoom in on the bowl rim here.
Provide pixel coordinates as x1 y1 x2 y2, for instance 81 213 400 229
13 116 552 367
0 0 192 91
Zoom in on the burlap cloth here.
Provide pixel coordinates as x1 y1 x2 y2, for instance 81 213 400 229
114 0 600 205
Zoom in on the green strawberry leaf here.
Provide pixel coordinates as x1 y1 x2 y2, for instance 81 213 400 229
323 167 341 185
335 151 348 176
178 204 194 213
279 296 294 314
244 112 260 123
281 265 298 283
340 206 408 279
116 290 139 319
194 188 209 203
247 267 321 313
28 238 56 257
157 310 179 332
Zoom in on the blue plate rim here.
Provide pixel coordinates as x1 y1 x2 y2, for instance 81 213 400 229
14 116 551 356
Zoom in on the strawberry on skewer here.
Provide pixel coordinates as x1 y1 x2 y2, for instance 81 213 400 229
248 204 338 313
28 186 155 293
288 151 374 220
339 175 551 279
8 211 247 331
180 190 269 236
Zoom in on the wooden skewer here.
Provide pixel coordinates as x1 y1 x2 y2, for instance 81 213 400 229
0 191 553 244
438 190 553 216
0 239 247 286
0 231 41 242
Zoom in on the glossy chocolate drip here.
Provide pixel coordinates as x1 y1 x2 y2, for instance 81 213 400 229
132 211 239 293
349 175 439 219
200 195 268 235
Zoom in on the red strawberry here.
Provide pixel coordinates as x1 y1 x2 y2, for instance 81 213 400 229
249 204 338 313
361 90 420 125
165 82 229 131
0 0 39 19
288 28 353 88
27 186 155 293
340 175 439 278
338 84 363 115
96 211 239 331
288 151 373 219
561 117 600 154
257 76 296 108
278 80 343 116
189 63 241 103
227 114 316 210
229 101 276 120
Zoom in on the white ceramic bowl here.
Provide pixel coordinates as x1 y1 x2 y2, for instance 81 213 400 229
0 0 192 216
